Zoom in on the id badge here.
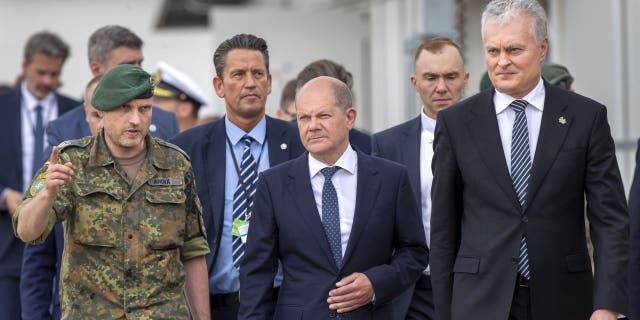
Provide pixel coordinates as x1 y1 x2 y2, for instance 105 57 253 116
238 223 250 244
232 218 250 243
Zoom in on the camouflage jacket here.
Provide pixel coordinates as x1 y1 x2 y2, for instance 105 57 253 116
14 130 209 319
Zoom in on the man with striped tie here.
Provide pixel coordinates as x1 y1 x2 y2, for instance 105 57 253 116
170 33 305 319
430 0 629 319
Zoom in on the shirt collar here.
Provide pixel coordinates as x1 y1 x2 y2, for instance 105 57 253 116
494 77 545 114
224 115 267 146
309 144 357 178
420 108 437 134
20 81 55 111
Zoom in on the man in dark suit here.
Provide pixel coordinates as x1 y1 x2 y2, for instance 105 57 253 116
0 31 78 319
21 25 179 320
295 59 372 154
170 33 305 319
430 1 629 319
372 37 468 319
239 76 428 319
629 140 640 320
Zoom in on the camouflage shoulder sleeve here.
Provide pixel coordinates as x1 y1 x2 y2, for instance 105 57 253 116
155 138 190 161
57 136 91 151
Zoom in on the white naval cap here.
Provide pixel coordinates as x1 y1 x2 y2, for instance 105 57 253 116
153 60 209 107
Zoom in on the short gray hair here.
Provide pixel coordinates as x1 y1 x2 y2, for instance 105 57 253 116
331 80 353 111
24 31 69 64
88 25 143 65
481 0 548 44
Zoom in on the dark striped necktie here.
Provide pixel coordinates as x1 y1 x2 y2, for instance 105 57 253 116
510 99 531 280
232 135 258 269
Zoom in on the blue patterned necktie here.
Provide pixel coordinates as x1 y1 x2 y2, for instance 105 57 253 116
510 99 531 279
321 166 342 267
232 135 258 269
32 105 44 177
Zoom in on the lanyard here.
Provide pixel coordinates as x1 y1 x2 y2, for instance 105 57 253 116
226 134 266 221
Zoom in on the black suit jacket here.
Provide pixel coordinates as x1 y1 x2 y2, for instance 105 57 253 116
170 115 305 272
349 128 372 155
0 89 77 275
430 83 629 319
238 150 428 319
629 139 640 319
371 116 423 318
372 116 422 214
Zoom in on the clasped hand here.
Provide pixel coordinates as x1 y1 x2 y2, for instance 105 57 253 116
327 272 374 313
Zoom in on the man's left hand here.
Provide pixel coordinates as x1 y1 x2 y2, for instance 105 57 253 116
327 272 374 313
590 308 618 320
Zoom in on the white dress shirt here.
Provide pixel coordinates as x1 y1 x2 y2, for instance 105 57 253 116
20 83 59 192
309 145 358 257
494 78 545 171
420 111 436 251
421 111 436 274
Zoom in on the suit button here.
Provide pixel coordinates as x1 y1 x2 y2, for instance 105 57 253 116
511 257 519 265
521 216 529 223
328 311 337 318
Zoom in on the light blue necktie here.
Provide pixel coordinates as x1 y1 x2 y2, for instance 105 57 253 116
321 166 342 267
510 99 531 279
232 135 257 269
32 105 44 177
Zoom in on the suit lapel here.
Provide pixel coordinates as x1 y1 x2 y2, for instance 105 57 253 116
525 84 571 212
288 154 337 270
403 117 422 211
9 91 23 189
466 90 521 211
342 152 380 268
266 116 291 167
204 120 227 271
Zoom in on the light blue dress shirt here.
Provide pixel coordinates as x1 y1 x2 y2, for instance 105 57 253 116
210 115 282 294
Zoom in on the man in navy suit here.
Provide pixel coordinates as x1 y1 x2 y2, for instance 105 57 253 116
295 59 372 154
170 33 305 319
0 31 78 319
372 37 469 319
239 76 428 319
21 25 179 320
629 139 640 320
430 1 628 319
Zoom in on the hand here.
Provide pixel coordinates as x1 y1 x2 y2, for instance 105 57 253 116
41 147 74 199
3 189 23 216
327 272 374 313
590 308 617 320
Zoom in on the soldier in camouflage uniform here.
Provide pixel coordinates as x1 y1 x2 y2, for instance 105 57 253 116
13 64 211 319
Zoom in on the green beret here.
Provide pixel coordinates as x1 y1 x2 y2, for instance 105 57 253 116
542 62 574 88
91 64 154 111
